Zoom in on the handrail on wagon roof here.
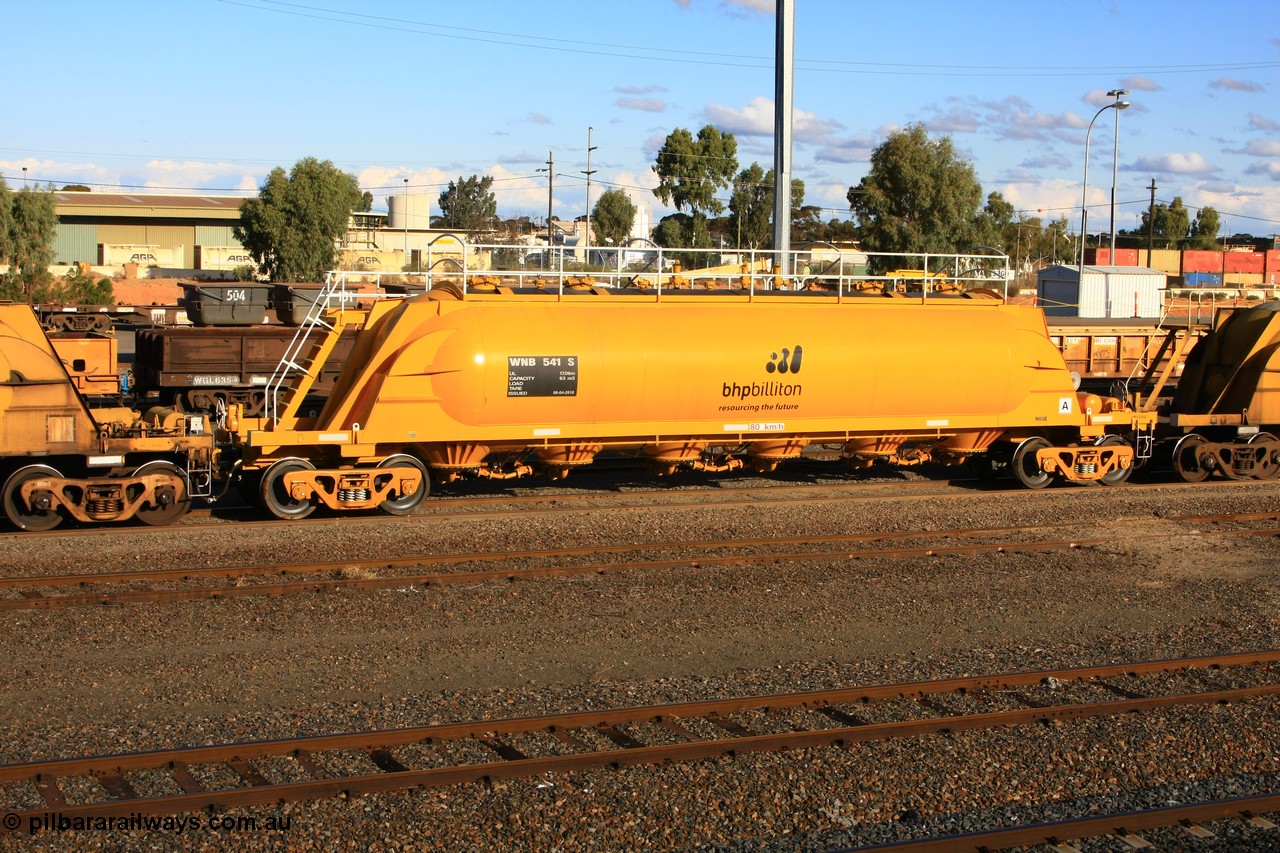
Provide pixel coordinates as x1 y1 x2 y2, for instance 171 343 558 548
310 242 1011 303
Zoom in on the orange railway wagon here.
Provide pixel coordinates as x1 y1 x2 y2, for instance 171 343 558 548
226 269 1160 520
48 332 121 398
0 305 217 531
1046 319 1204 388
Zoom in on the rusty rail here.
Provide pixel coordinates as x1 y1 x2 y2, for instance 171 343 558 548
1 474 1272 540
2 652 1277 829
847 793 1280 851
0 478 976 539
2 512 1276 611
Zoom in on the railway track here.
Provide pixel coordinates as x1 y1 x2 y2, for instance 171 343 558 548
2 510 1276 611
0 476 982 539
2 652 1276 836
0 470 1271 542
850 793 1280 851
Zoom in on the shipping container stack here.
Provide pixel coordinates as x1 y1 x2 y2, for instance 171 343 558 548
1082 248 1278 292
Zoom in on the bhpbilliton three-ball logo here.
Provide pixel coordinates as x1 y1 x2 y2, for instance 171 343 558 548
765 346 803 375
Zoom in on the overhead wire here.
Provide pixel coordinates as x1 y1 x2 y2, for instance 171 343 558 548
221 0 1280 78
9 3 1278 228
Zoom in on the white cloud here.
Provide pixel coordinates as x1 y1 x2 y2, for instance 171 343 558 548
703 97 773 136
614 85 668 96
90 158 258 193
1129 152 1219 176
1210 77 1265 93
813 135 877 165
926 96 1083 144
722 0 773 13
1242 139 1280 157
1019 153 1073 172
616 98 667 113
926 107 982 135
1244 161 1280 181
994 177 1081 226
701 96 844 144
1120 76 1161 92
1004 108 1081 141
1248 113 1280 132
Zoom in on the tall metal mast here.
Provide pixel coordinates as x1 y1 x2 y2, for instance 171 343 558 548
771 0 794 277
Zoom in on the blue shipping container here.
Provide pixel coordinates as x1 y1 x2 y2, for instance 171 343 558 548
1183 272 1223 287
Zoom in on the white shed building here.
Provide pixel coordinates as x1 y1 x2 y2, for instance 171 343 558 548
1036 265 1166 319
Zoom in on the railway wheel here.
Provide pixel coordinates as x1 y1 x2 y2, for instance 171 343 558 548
1248 432 1280 480
2 464 64 532
1011 437 1053 490
374 454 430 516
1172 434 1212 483
132 461 191 526
260 458 317 520
1095 435 1133 486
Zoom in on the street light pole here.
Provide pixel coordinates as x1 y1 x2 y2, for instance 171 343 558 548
582 127 597 259
1106 88 1130 258
1078 97 1130 269
403 178 409 271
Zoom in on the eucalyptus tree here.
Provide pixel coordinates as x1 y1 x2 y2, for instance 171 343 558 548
2 183 57 300
847 123 985 261
652 125 737 247
435 175 498 234
235 157 363 282
591 188 637 247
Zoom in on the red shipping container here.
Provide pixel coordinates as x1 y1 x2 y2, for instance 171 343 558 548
1263 250 1280 282
1182 250 1225 273
1084 248 1137 265
1223 252 1264 274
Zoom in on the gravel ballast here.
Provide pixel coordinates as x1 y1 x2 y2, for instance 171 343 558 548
1 474 1278 851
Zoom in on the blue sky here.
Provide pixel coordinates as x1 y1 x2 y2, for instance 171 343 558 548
5 0 1279 241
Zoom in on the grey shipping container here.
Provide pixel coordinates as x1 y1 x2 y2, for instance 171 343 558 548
273 283 360 325
179 283 273 326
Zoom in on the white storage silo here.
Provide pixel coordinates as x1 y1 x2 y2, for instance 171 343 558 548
387 194 432 231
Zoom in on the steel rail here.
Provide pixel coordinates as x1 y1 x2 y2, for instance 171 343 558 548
5 506 1274 592
0 479 974 540
846 792 1280 851
0 516 1111 590
2 652 1277 826
2 521 1276 612
2 474 1272 540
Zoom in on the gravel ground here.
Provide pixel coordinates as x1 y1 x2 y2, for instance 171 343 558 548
1 472 1278 851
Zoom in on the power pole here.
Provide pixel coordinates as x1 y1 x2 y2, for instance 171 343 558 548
1146 179 1157 258
546 150 554 249
535 151 555 271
